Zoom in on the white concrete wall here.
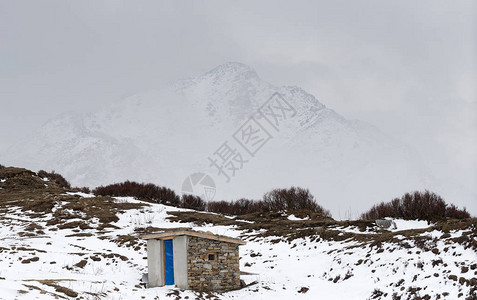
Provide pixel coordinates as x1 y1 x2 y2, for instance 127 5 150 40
173 235 189 289
147 239 164 288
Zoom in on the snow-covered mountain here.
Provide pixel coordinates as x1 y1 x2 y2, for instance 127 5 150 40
1 62 433 218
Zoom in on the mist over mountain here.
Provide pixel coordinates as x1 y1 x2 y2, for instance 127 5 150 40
1 62 472 218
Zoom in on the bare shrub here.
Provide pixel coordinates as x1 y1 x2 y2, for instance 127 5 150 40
181 194 206 211
445 204 470 219
206 187 331 217
73 186 91 194
93 181 180 206
262 187 331 216
230 198 266 215
360 190 470 221
206 200 236 215
206 198 265 215
37 170 71 189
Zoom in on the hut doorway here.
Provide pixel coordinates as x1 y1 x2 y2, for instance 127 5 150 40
164 239 174 285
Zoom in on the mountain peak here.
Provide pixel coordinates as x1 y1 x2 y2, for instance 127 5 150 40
203 62 259 81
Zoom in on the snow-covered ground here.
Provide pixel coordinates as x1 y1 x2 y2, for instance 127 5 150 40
0 192 476 299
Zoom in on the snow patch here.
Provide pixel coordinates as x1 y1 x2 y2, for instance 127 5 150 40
287 214 309 221
65 191 96 198
391 219 432 231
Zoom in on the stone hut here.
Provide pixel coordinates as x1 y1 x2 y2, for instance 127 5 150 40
143 229 246 291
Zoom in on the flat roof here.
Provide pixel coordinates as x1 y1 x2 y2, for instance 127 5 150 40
142 230 246 245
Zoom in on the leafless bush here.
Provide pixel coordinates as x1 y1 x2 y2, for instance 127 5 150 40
181 194 206 211
206 198 265 215
206 200 235 215
360 190 470 221
206 187 331 217
73 186 91 194
38 170 71 189
262 187 330 216
445 204 470 219
93 181 180 206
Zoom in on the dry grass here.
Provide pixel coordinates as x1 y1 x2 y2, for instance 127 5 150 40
166 210 477 250
22 284 67 299
0 168 146 235
24 279 78 298
2 166 476 253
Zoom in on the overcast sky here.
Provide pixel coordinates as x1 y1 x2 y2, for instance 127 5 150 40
1 0 476 192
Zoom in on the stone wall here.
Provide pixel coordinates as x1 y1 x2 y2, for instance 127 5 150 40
187 236 241 291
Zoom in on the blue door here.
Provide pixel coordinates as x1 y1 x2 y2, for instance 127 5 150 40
164 239 174 285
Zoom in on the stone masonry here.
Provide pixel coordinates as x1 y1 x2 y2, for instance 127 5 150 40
187 236 241 291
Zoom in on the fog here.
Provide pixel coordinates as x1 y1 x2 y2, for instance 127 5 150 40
1 0 476 213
